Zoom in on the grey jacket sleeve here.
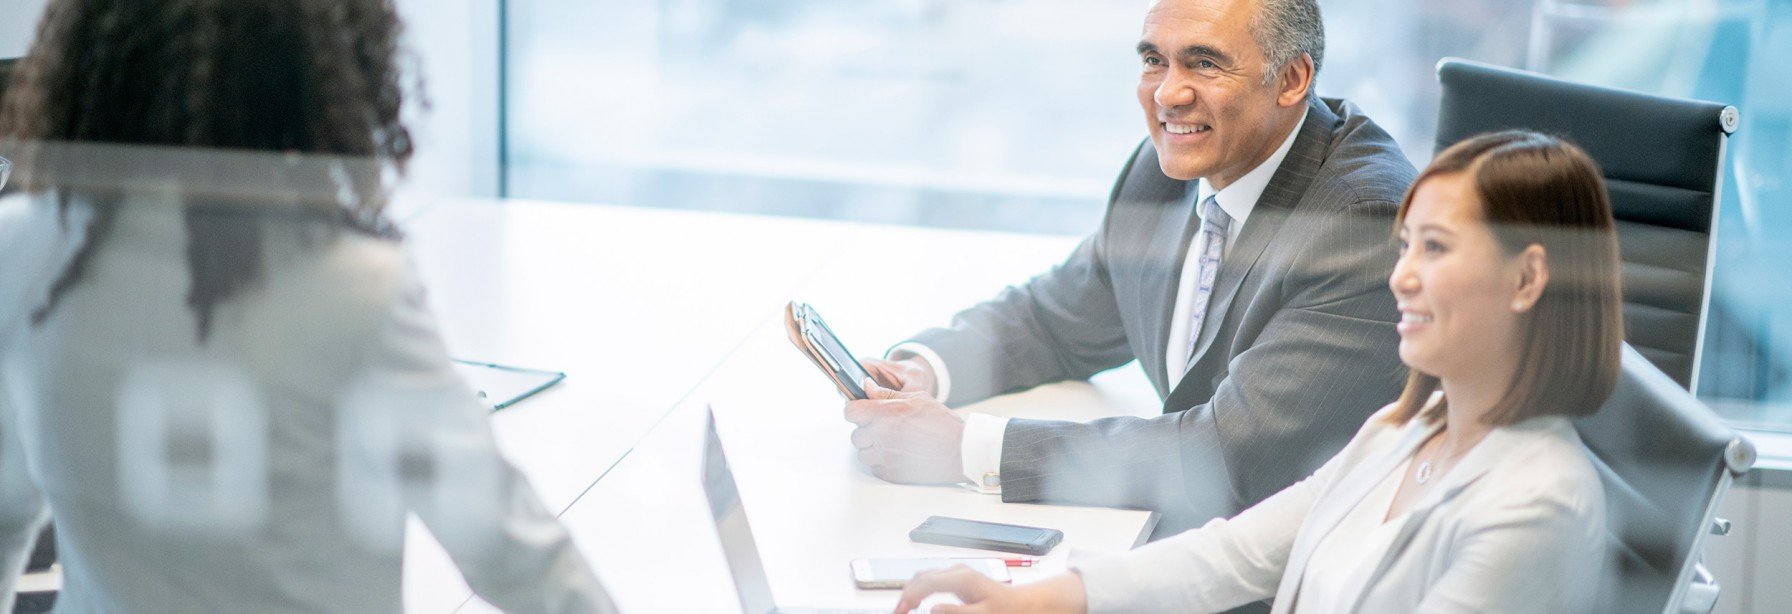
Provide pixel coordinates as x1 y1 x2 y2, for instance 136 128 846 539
0 369 51 614
997 202 1406 523
362 262 619 614
0 197 61 613
906 152 1146 408
908 236 1135 407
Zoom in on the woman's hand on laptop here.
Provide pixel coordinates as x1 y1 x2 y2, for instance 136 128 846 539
894 565 1087 614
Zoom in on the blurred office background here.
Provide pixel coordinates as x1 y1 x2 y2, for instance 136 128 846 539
498 0 1792 441
1 0 1788 611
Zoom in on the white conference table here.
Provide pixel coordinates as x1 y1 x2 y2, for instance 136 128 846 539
396 197 1164 612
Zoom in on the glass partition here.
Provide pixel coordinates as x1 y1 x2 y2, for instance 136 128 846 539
505 0 1792 437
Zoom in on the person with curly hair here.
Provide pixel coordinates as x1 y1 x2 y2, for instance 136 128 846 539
0 1 616 611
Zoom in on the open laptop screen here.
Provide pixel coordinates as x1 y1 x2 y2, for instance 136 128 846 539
703 410 777 614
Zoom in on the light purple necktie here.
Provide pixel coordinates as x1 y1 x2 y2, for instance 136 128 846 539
1185 195 1231 371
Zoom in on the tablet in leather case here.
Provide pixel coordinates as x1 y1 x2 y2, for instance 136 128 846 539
785 301 871 400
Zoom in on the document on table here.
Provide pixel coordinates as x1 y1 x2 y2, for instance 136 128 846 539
451 359 565 411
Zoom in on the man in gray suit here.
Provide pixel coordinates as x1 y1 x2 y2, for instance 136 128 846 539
844 0 1415 537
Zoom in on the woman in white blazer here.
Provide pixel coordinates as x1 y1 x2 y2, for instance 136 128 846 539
0 1 615 612
896 130 1624 614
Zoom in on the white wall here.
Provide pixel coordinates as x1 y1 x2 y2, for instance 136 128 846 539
0 0 49 59
1705 474 1792 614
0 0 499 198
394 0 502 198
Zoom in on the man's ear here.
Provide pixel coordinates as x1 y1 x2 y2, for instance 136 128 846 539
1276 53 1314 107
1511 244 1550 313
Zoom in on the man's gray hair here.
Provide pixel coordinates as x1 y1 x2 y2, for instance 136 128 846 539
1251 0 1325 83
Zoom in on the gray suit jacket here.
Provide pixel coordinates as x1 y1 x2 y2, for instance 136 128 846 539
909 98 1415 535
0 194 616 613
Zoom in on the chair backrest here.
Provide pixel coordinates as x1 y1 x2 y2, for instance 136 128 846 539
1434 58 1736 389
0 58 17 195
1574 344 1753 613
0 57 16 103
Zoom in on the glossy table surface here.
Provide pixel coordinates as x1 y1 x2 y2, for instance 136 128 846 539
395 198 1161 612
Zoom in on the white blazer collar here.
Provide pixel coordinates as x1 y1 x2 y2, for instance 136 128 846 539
1271 414 1438 612
1271 412 1579 614
1338 416 1575 611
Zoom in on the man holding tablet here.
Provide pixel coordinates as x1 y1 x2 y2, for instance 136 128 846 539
842 0 1414 538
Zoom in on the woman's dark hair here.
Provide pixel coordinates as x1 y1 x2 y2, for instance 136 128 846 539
0 0 415 341
1385 130 1624 426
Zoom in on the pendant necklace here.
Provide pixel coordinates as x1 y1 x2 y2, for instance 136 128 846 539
1415 432 1454 485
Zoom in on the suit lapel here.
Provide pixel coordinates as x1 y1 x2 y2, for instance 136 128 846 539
1169 100 1339 400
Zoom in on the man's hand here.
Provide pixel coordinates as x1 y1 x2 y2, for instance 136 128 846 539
892 565 1088 614
843 379 965 485
861 357 939 398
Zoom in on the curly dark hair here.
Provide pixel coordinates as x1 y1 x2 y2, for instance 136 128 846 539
0 0 416 341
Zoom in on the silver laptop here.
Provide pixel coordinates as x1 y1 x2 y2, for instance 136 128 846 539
702 409 884 614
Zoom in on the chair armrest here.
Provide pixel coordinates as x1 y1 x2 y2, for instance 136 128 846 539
1680 563 1720 614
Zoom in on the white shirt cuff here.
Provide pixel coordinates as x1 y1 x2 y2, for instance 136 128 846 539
886 342 952 402
960 413 1009 493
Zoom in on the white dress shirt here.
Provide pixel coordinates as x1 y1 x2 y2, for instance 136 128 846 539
894 114 1310 489
1292 458 1408 613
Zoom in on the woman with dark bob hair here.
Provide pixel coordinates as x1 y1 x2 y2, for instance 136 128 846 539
895 130 1623 613
0 0 615 611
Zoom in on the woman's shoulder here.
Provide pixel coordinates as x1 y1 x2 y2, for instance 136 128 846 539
1480 417 1605 509
299 231 410 304
1329 400 1434 467
0 193 78 261
229 229 427 390
1353 392 1447 444
0 194 82 331
1503 417 1599 473
248 228 414 335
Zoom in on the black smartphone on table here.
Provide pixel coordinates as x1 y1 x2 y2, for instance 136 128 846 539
908 516 1063 556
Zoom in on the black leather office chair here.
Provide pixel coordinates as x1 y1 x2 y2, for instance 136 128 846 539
1576 345 1753 613
0 57 16 194
0 57 16 197
0 57 16 99
1434 58 1737 390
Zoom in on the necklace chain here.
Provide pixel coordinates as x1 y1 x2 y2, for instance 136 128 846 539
1414 430 1461 485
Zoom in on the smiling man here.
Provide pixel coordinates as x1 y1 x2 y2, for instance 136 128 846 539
846 0 1416 538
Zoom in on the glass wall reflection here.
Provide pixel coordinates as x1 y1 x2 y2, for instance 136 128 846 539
504 0 1792 433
